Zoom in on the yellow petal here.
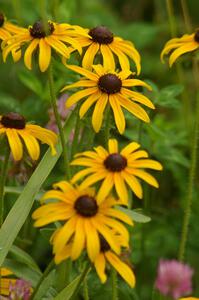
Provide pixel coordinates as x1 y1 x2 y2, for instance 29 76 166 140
53 181 73 192
122 171 143 199
45 36 70 58
109 44 130 70
108 139 118 153
130 159 163 170
54 244 72 264
71 217 85 260
6 129 22 161
118 94 150 122
113 173 128 204
18 130 40 161
94 253 107 283
109 94 125 134
82 42 99 69
39 38 51 72
121 89 155 109
97 174 114 204
105 208 133 225
120 141 140 156
79 171 107 189
92 94 108 132
100 44 115 71
66 87 98 107
128 169 159 188
84 219 100 261
105 251 136 287
101 215 129 243
169 42 198 67
79 91 101 118
122 79 152 91
24 39 39 70
66 64 99 81
61 80 97 92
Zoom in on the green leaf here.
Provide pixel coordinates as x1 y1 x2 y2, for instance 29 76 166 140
32 270 57 300
3 258 41 287
18 70 43 98
0 113 75 267
40 228 55 241
118 207 151 223
9 245 41 273
54 265 90 300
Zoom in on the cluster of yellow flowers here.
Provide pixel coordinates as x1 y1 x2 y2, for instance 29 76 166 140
1 10 198 295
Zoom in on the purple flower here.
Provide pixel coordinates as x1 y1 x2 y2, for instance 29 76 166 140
9 279 31 300
155 259 194 299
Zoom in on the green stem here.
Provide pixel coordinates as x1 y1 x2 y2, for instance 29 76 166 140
83 276 89 300
0 148 10 226
31 259 54 300
180 0 192 33
47 63 71 179
72 263 91 299
111 268 118 300
104 105 111 147
71 105 81 159
178 59 199 261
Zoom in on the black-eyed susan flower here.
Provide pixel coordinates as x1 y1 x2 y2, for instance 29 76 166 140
0 12 22 62
32 181 133 262
71 139 163 204
74 25 141 74
62 64 154 134
2 20 85 72
0 112 57 161
161 30 199 67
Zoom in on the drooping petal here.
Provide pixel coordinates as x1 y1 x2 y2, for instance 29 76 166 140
61 80 97 92
79 91 101 118
92 94 108 132
100 44 115 70
94 253 107 283
120 89 155 109
82 42 99 69
45 35 70 58
18 131 40 161
108 139 118 153
24 39 39 70
113 173 128 204
66 87 98 107
54 244 72 264
128 169 159 188
122 79 152 90
122 171 143 199
169 42 198 67
109 44 130 70
66 64 99 81
84 219 100 261
109 94 125 134
39 38 51 72
130 159 163 170
104 208 133 225
97 174 114 204
79 171 107 189
6 129 23 161
71 217 85 260
120 141 140 156
105 251 136 287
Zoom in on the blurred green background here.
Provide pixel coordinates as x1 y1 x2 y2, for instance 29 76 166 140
1 0 199 299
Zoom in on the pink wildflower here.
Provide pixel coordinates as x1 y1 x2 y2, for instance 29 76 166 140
155 259 194 299
9 279 31 300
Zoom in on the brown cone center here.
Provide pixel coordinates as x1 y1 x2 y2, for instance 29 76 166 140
74 195 98 217
0 13 4 27
1 112 26 129
100 235 111 252
104 153 127 172
194 30 199 42
29 21 54 38
89 26 113 44
98 74 122 94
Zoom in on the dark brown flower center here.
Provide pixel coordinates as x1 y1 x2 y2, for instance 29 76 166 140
1 112 26 129
0 13 4 27
99 235 110 252
104 153 127 172
98 74 122 94
194 30 199 42
89 26 113 44
29 21 54 38
74 195 98 217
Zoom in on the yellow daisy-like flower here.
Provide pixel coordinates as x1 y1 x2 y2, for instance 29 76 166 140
0 12 22 62
74 25 141 74
32 181 133 262
0 112 57 161
161 30 199 67
0 268 16 297
2 20 85 72
62 64 154 134
71 139 163 204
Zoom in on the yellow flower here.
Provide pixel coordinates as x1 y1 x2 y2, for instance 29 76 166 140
0 112 57 161
2 20 85 72
74 25 141 74
0 13 22 62
0 268 16 296
71 139 163 204
161 31 199 67
32 181 133 262
62 64 154 134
